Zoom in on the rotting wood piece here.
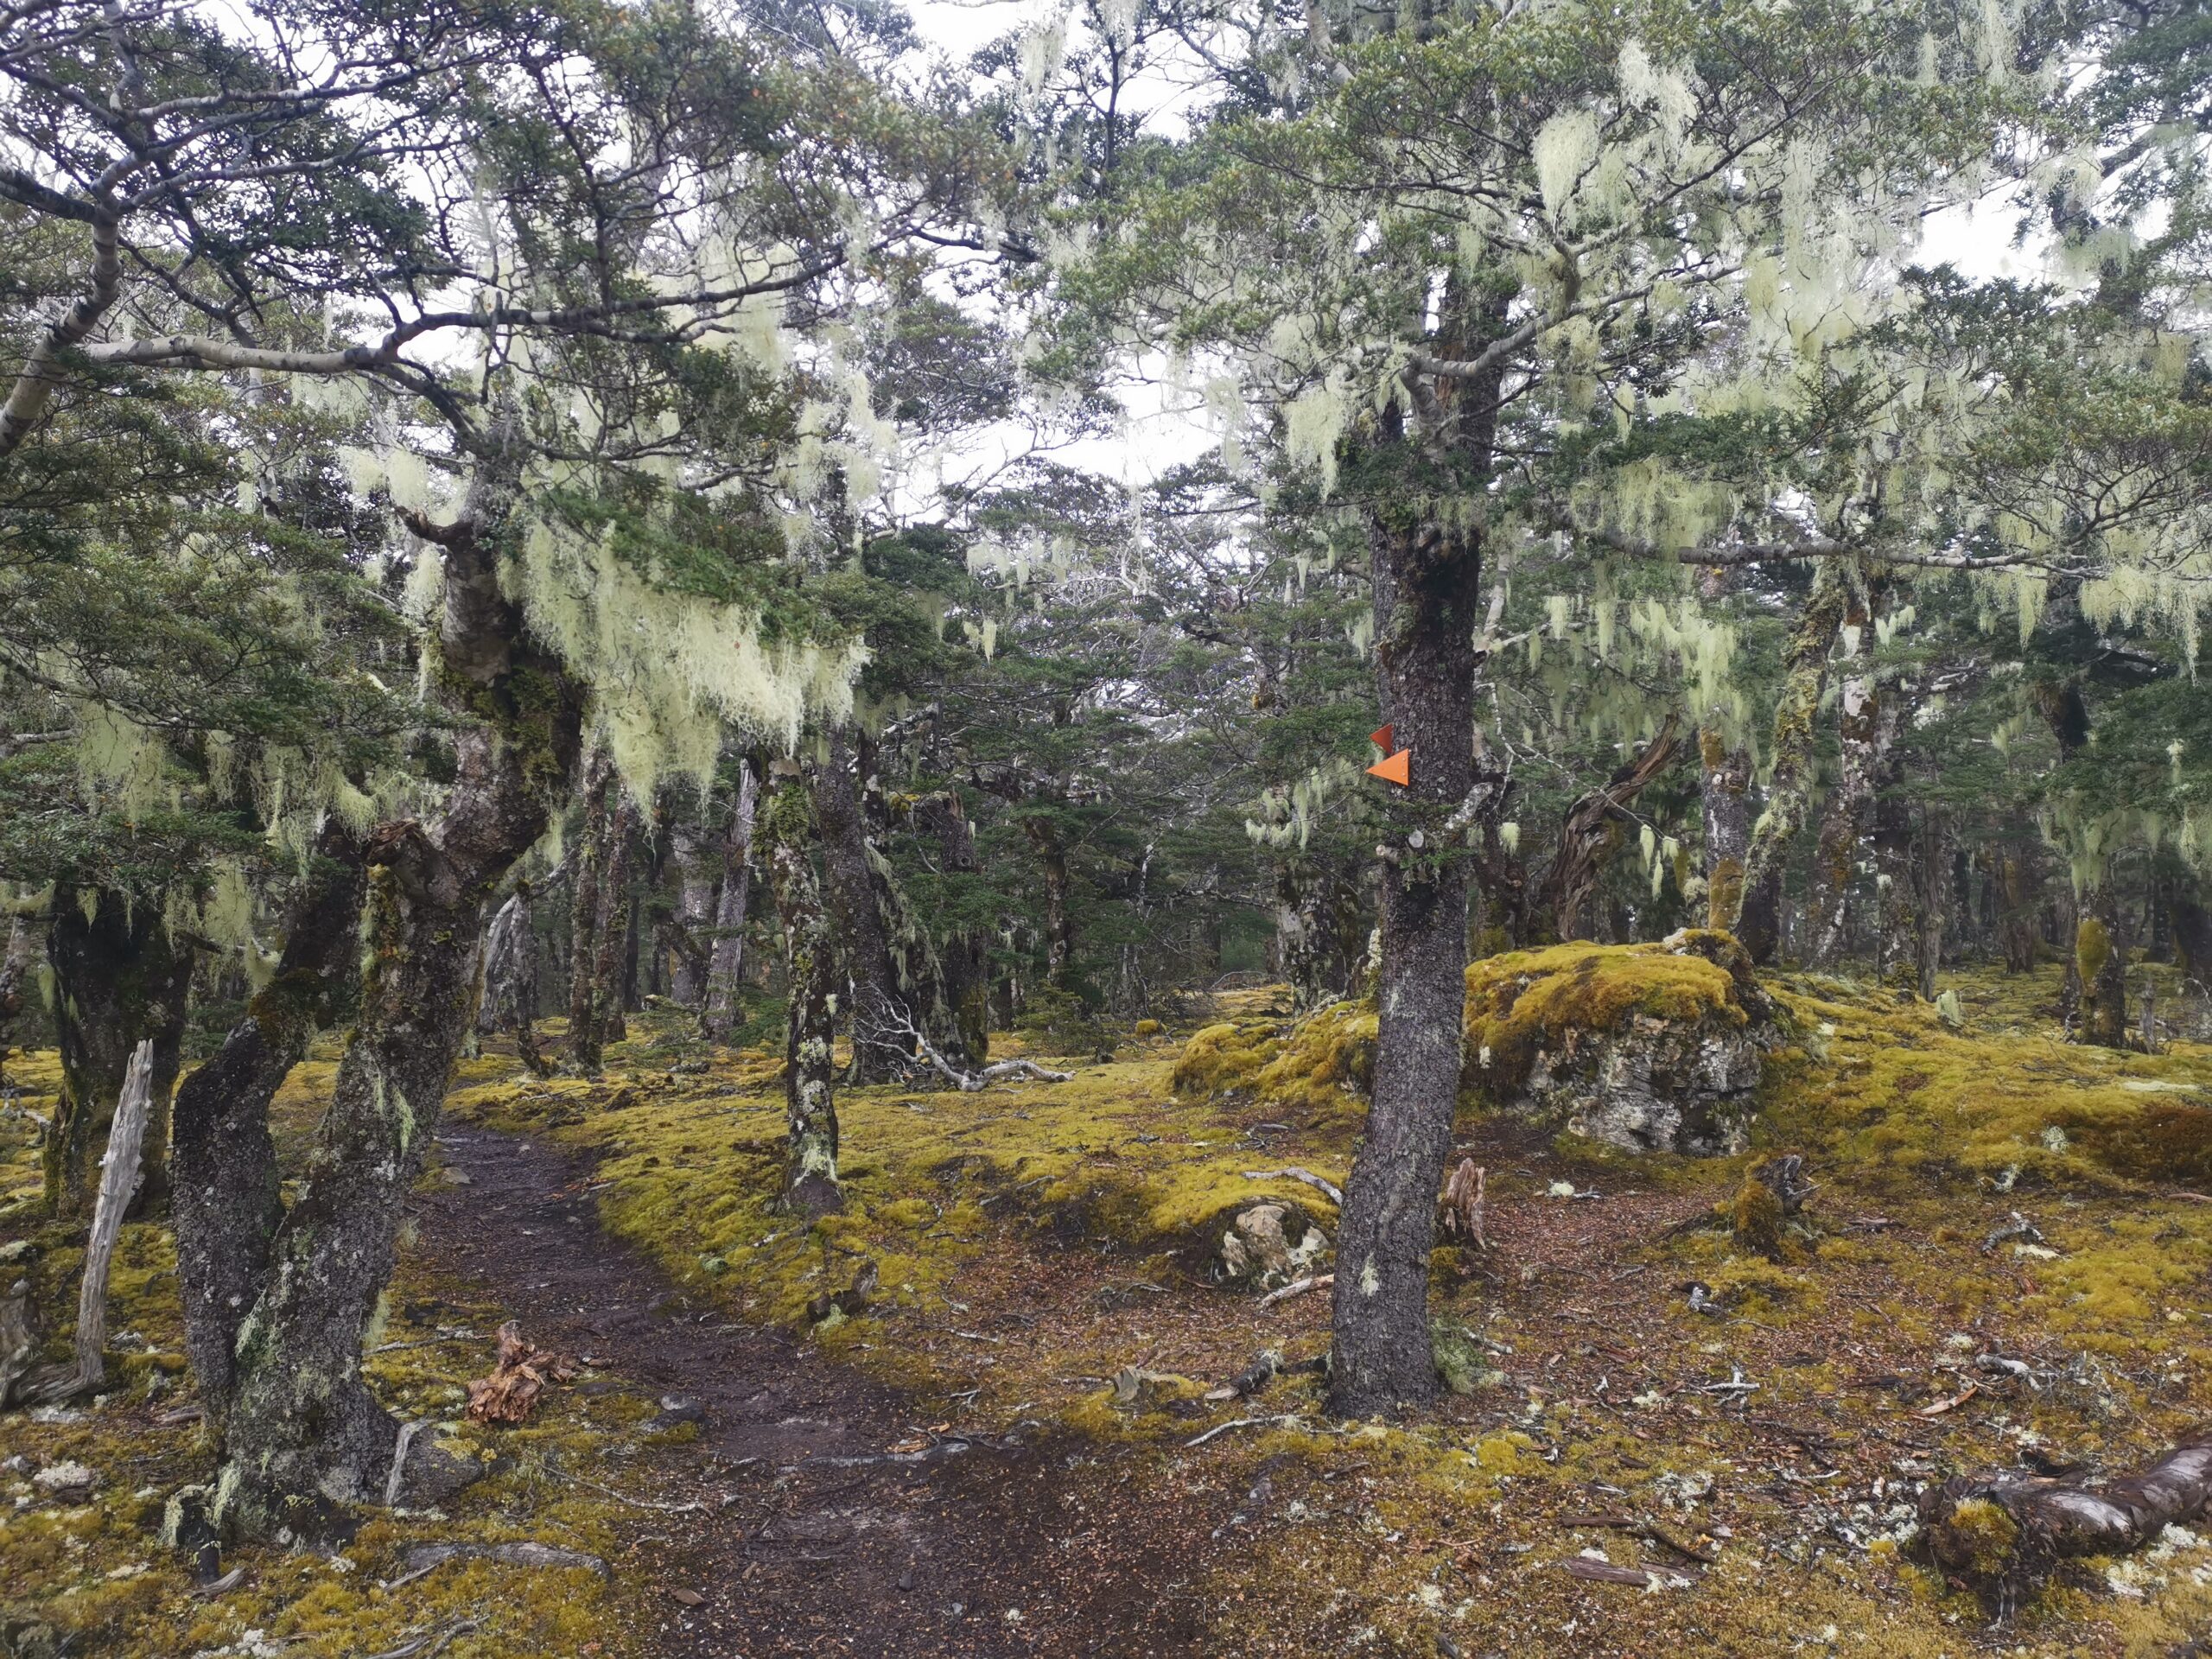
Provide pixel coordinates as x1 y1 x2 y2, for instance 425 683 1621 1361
25 1039 153 1402
1438 1158 1486 1247
1920 1440 2212 1622
464 1321 575 1424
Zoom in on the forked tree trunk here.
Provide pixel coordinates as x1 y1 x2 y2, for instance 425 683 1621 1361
1699 732 1752 935
1331 510 1484 1417
1735 560 1851 963
702 760 760 1041
212 461 587 1543
44 886 191 1218
172 823 366 1430
763 775 840 1214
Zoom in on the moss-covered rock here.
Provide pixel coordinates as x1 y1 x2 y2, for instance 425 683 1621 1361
1462 931 1778 1155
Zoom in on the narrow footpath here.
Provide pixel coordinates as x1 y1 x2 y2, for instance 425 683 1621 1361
413 1126 1241 1657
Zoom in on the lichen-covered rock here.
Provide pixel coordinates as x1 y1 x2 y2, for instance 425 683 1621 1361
1217 1203 1328 1288
1463 931 1780 1155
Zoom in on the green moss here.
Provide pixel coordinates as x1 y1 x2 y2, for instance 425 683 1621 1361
1927 1495 2020 1581
1730 1177 1784 1257
1169 1021 1281 1099
2076 916 2112 992
1463 937 1750 1099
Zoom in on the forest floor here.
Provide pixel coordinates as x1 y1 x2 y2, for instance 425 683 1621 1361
4 958 2212 1656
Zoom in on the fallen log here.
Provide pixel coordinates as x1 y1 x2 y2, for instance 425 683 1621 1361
1921 1439 2212 1621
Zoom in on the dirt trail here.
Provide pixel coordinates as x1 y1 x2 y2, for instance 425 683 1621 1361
416 1126 1241 1657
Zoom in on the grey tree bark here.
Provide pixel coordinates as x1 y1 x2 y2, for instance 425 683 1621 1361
171 823 366 1431
702 759 760 1042
762 773 840 1214
213 455 588 1543
1806 583 1885 968
1699 732 1752 934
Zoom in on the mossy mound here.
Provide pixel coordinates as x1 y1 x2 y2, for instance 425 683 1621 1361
1463 931 1777 1154
1169 1000 1376 1133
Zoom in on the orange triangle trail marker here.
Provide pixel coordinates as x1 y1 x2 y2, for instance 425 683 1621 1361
1367 747 1412 786
1369 722 1395 752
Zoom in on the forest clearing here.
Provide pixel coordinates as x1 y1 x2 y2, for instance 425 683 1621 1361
6 0 2212 1654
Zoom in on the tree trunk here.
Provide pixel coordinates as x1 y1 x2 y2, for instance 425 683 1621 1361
1914 806 1953 1001
1806 584 1885 969
213 458 588 1544
566 749 614 1068
1274 857 1356 1011
1734 561 1851 963
1023 815 1074 987
1699 732 1751 936
2075 882 2128 1046
762 774 840 1214
1330 512 1484 1417
1535 717 1682 942
668 798 721 1009
1997 843 2042 972
171 825 366 1432
910 787 989 1065
44 887 191 1218
0 912 35 1087
702 760 760 1042
809 728 907 1083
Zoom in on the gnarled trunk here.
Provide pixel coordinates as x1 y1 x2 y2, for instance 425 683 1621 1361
172 824 365 1432
1536 717 1682 943
1330 511 1484 1416
668 798 720 1009
213 463 587 1544
45 886 191 1218
1274 856 1361 1011
910 787 988 1065
702 760 760 1042
810 728 905 1083
763 775 839 1214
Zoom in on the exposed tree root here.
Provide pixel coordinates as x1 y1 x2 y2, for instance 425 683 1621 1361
1920 1440 2212 1621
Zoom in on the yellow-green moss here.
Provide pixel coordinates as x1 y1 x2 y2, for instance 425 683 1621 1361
1927 1496 2020 1580
1169 1021 1281 1099
1463 938 1748 1097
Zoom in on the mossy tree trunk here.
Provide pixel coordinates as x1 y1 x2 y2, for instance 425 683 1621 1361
1806 582 1887 969
1274 856 1362 1011
1022 813 1074 987
566 747 614 1066
1996 840 2044 972
810 726 908 1083
213 463 587 1544
763 774 840 1214
702 758 760 1042
171 823 365 1432
1698 731 1752 936
44 886 191 1219
1734 560 1851 964
2031 677 2129 1046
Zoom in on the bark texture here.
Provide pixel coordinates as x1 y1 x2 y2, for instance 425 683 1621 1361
1699 732 1752 935
909 787 989 1065
1330 513 1484 1416
1806 583 1885 968
214 458 587 1543
668 798 720 1008
170 824 366 1429
44 886 191 1217
1735 561 1851 963
763 775 841 1214
810 728 905 1084
702 759 760 1041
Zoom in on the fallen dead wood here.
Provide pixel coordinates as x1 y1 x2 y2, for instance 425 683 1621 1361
465 1321 575 1424
1438 1159 1486 1248
1256 1272 1332 1309
24 1039 152 1403
1185 1413 1303 1448
362 1620 481 1659
1922 1439 2212 1622
863 995 1072 1090
1242 1166 1344 1207
1557 1512 1718 1566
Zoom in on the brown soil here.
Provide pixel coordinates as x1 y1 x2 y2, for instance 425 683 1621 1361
415 1124 1252 1657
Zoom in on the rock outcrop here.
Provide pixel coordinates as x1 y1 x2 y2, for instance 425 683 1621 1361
1462 931 1781 1155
